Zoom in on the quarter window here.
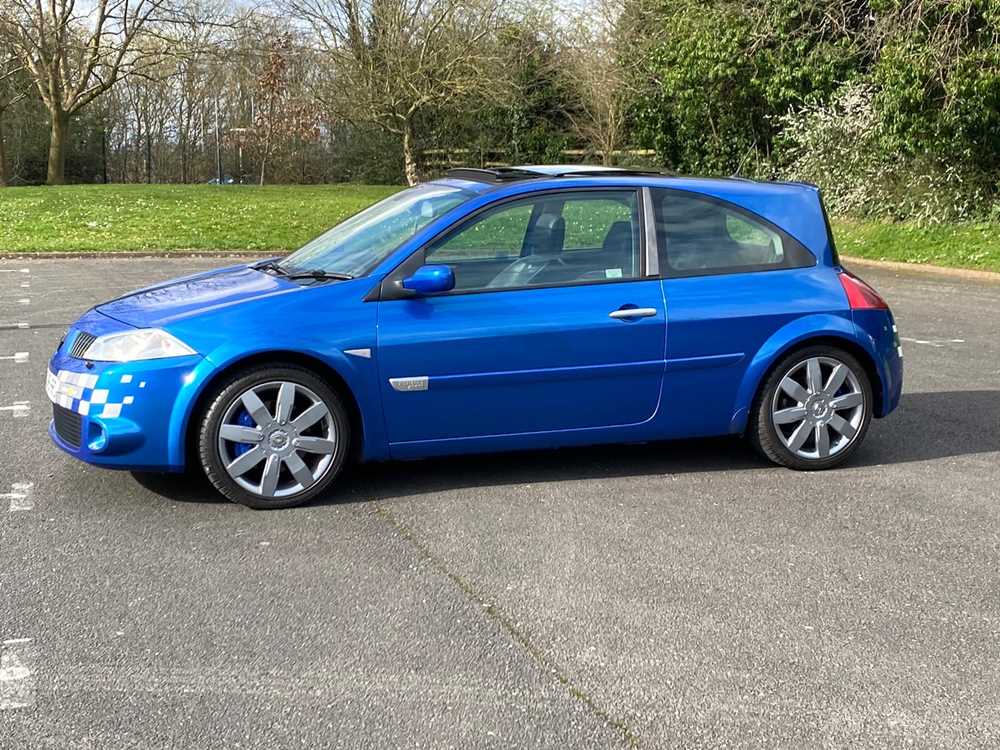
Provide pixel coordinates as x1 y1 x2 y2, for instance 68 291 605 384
653 189 813 276
424 191 642 292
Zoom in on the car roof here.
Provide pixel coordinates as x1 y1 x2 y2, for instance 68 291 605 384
436 164 815 190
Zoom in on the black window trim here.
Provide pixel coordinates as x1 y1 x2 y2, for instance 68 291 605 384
375 186 654 301
651 187 817 280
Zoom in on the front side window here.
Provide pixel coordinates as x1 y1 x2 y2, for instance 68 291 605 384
424 191 642 292
653 189 814 276
283 184 472 277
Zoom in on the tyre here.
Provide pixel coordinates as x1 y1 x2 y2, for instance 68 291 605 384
198 365 350 508
749 345 873 471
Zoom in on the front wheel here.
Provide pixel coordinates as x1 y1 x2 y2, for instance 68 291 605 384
198 365 350 508
750 346 873 471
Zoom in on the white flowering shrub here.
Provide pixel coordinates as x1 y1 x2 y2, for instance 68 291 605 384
774 83 991 225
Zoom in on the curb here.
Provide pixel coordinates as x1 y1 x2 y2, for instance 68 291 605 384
841 255 1000 284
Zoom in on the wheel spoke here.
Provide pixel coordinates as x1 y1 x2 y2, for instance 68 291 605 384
780 377 809 404
823 364 849 396
831 392 863 410
260 454 281 496
275 382 295 424
291 402 329 432
773 406 806 425
815 424 831 457
219 424 262 444
284 452 315 489
226 445 265 477
829 413 857 439
806 358 822 393
786 421 811 452
241 389 272 427
294 436 336 454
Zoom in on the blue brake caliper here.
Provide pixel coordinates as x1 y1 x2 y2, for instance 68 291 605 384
231 408 256 457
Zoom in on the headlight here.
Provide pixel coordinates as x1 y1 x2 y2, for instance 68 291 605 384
82 329 196 362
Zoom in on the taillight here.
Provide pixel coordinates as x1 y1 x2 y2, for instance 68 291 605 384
839 270 888 310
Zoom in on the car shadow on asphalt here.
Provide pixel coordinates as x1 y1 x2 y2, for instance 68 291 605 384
850 389 1000 468
131 390 999 505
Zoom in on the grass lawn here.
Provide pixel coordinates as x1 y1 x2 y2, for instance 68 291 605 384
1 184 998 274
832 219 1000 273
0 184 401 253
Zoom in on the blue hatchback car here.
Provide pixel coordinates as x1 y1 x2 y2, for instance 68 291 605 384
47 166 903 508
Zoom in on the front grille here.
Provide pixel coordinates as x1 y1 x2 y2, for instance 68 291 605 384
53 404 82 448
69 331 97 359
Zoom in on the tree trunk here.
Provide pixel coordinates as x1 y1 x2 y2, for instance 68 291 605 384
100 125 108 184
0 115 8 187
46 110 71 185
402 120 419 186
145 119 152 183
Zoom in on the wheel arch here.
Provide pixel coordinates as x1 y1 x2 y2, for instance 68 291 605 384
180 350 368 472
729 317 887 435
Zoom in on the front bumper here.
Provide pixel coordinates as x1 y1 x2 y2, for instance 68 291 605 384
47 321 204 471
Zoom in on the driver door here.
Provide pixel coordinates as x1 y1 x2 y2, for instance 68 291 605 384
375 189 667 449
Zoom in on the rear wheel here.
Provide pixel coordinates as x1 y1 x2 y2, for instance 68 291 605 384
750 345 872 470
198 365 349 508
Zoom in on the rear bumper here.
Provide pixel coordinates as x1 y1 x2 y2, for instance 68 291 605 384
854 308 903 417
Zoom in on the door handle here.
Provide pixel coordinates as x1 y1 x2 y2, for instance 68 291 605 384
609 307 657 320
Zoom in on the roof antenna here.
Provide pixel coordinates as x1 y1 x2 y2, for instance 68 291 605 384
732 141 757 178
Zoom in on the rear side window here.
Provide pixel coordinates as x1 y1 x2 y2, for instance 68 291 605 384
652 189 814 277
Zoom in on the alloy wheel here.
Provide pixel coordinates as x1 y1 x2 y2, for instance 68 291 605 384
217 381 337 498
770 356 865 460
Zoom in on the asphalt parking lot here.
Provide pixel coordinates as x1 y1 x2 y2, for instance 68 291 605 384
1 257 998 748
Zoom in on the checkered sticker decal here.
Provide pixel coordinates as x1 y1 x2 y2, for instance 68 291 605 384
46 369 142 419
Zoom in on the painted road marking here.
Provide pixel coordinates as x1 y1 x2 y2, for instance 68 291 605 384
0 402 30 418
3 483 34 512
0 353 29 363
900 336 966 348
0 323 30 330
0 639 36 710
0 269 30 274
20 281 30 288
17 298 30 306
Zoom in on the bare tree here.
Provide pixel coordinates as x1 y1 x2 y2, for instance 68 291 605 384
0 54 28 186
0 0 175 184
560 0 633 166
171 0 231 182
288 0 514 185
245 36 321 185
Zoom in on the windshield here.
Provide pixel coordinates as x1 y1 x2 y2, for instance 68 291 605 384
281 184 472 277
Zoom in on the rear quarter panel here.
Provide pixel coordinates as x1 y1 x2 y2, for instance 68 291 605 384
659 266 854 438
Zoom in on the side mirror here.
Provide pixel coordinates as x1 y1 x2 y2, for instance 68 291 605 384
401 264 455 295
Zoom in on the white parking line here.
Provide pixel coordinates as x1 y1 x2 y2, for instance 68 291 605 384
0 353 29 363
20 281 30 289
900 336 966 348
0 639 35 709
0 639 36 710
0 322 30 330
0 269 30 274
2 483 34 512
0 402 30 418
17 298 30 306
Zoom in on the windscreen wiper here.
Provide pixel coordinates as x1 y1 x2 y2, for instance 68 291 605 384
252 260 289 276
283 269 355 281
